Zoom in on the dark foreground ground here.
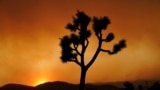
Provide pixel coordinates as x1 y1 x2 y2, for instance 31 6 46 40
0 80 159 90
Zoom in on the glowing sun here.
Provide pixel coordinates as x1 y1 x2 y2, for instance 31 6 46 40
33 78 48 86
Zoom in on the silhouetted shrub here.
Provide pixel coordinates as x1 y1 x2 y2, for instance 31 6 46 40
138 84 143 90
149 82 160 90
123 81 134 90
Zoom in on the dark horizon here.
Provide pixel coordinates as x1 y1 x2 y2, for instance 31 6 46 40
1 80 160 90
1 79 160 87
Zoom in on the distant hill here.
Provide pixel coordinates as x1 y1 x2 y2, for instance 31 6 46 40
0 81 120 90
0 84 34 90
0 80 159 90
35 81 78 90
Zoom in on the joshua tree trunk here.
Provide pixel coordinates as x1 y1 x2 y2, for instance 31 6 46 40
79 68 87 90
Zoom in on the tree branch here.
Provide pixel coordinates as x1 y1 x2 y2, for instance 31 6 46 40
84 39 89 50
80 39 87 67
86 33 102 69
100 49 114 54
86 47 101 70
99 32 102 39
69 57 81 66
73 44 81 55
75 57 81 66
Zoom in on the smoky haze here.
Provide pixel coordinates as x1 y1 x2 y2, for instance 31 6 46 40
0 0 160 86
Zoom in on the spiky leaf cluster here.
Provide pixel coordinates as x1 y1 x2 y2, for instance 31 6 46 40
112 40 126 54
60 10 126 63
60 11 92 62
60 36 75 62
66 11 91 32
66 11 91 43
93 16 110 35
105 33 114 42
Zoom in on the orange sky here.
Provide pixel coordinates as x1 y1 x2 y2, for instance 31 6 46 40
0 0 160 86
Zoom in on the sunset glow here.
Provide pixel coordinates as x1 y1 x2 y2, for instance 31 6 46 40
0 0 160 86
33 78 48 86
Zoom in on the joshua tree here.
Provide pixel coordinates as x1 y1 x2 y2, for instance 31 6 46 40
60 10 126 90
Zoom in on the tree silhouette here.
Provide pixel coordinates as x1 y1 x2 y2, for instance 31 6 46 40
59 10 126 90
